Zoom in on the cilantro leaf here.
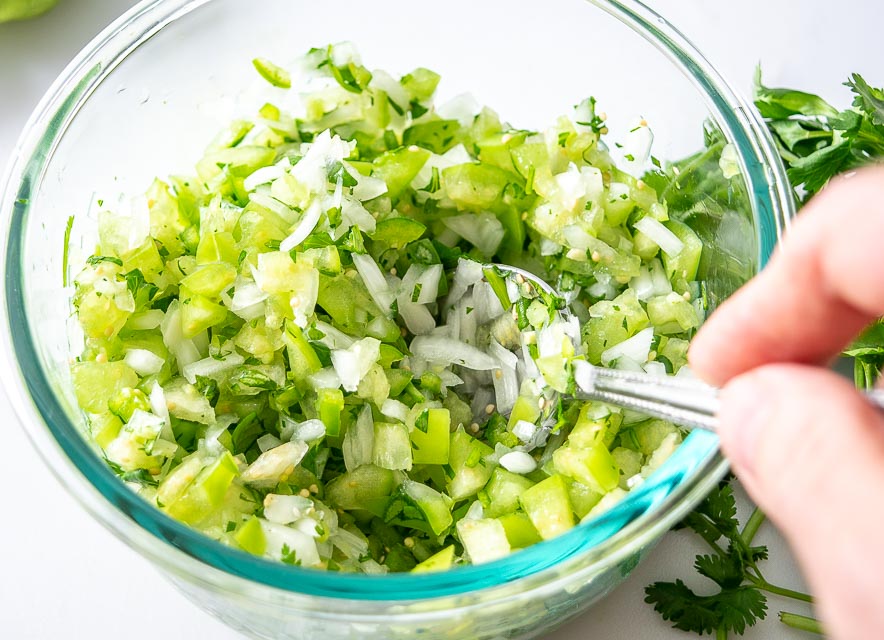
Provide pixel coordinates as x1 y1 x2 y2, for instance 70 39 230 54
645 579 722 635
753 67 839 119
753 70 884 201
784 132 853 194
645 579 766 636
695 553 744 589
847 73 884 126
717 588 769 636
86 255 124 267
281 543 299 565
678 481 739 547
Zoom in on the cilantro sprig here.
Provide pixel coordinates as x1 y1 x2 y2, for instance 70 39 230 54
645 479 815 637
645 73 884 638
756 70 884 204
755 72 884 388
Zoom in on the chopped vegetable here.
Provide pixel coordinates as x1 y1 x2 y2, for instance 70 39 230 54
69 43 706 573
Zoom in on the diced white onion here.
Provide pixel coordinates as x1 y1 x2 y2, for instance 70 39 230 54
260 519 321 567
410 335 500 370
331 337 381 392
313 321 355 349
446 258 485 309
352 253 395 314
601 326 655 366
442 213 505 258
282 417 326 442
399 263 442 306
248 191 297 224
414 264 442 304
280 199 322 252
340 198 376 235
438 370 464 388
488 340 518 415
124 349 164 376
634 216 683 257
629 266 655 302
536 321 569 359
410 144 473 191
257 433 284 453
343 405 374 472
463 500 485 521
308 367 342 391
489 339 519 370
380 398 410 423
554 165 585 212
675 365 697 379
228 278 269 319
512 420 539 445
581 166 605 202
649 258 673 296
611 356 643 372
160 302 201 368
331 527 369 559
398 300 436 336
241 441 309 487
622 121 653 175
540 237 562 256
263 493 313 525
608 182 631 204
368 69 410 118
437 93 481 126
499 451 537 475
561 224 596 251
643 361 668 377
125 310 164 331
360 559 388 575
147 382 173 443
181 352 245 384
719 143 741 179
350 170 388 201
472 281 505 325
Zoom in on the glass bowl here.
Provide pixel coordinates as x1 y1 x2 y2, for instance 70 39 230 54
0 0 793 638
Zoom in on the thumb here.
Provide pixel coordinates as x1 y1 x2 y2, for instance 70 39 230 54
718 364 884 639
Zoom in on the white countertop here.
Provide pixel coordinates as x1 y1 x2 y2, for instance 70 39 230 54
1 1 880 637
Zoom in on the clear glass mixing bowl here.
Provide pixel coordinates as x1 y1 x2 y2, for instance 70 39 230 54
0 0 793 638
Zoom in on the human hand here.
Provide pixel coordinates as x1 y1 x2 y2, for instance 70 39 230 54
689 166 884 640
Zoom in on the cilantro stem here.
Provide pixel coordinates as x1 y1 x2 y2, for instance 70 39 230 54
715 626 728 640
62 215 74 287
748 577 813 603
740 507 765 545
778 611 823 635
855 128 884 156
662 140 725 200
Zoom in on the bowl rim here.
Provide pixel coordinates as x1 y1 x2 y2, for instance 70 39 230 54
0 0 794 604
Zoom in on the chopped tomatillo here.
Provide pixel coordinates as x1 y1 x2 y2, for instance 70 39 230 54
70 43 707 573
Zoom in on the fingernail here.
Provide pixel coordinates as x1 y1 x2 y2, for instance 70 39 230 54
717 374 773 480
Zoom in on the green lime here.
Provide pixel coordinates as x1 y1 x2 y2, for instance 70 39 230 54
0 0 59 23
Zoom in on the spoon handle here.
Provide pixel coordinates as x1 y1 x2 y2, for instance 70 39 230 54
571 361 884 432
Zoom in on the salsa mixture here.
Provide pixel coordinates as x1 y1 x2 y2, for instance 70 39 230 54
70 43 705 573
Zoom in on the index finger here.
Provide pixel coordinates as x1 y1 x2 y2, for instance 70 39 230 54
688 166 884 386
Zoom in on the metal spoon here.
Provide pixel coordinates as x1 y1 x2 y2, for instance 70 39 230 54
487 263 884 432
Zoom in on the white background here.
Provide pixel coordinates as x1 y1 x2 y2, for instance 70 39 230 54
1 1 881 638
